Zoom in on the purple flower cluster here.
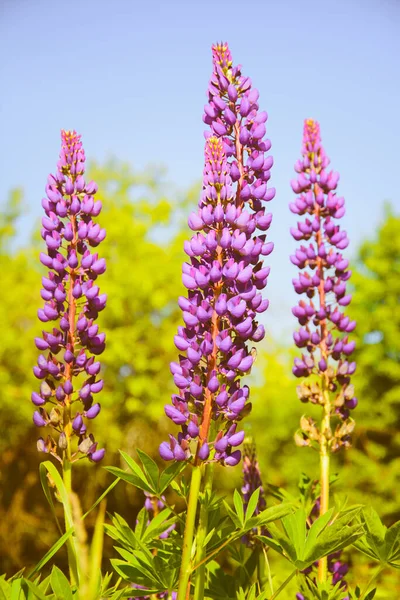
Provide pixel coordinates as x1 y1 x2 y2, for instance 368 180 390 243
241 436 267 546
290 120 356 452
32 130 106 463
160 43 275 465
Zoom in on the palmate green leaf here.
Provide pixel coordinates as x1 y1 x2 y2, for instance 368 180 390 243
141 509 174 543
0 576 11 600
50 566 73 600
304 508 334 556
258 506 364 571
384 521 400 567
298 572 351 600
244 488 260 524
20 579 49 600
119 450 157 493
305 523 363 566
10 579 23 600
203 527 216 548
114 548 160 583
281 508 307 560
257 527 297 563
104 467 154 494
111 558 159 590
223 500 243 529
135 507 148 540
233 489 245 527
136 449 160 491
236 583 269 600
159 462 186 494
354 507 400 568
245 502 294 531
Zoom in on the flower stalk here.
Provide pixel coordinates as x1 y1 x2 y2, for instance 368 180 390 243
290 119 356 584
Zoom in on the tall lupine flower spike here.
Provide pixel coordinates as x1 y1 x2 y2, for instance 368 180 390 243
160 44 275 467
290 119 356 582
241 436 267 546
290 119 356 452
33 130 106 464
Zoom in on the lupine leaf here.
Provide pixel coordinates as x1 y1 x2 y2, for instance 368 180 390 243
305 523 364 566
384 520 400 566
105 467 154 494
20 580 48 600
50 566 73 600
203 527 216 548
223 500 242 529
141 509 174 542
118 450 155 490
0 576 11 600
159 461 186 494
282 508 307 559
10 578 22 600
353 507 400 567
304 508 334 556
233 489 245 527
135 507 148 540
245 502 294 531
136 449 160 491
258 506 364 570
244 488 260 524
257 526 297 563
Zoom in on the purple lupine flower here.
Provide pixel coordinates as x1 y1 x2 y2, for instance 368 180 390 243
33 130 106 462
290 119 356 452
161 43 274 465
241 436 267 546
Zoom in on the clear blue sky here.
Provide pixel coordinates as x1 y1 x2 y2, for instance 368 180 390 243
1 0 399 339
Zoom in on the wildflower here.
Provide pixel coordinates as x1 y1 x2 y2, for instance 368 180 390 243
33 130 106 462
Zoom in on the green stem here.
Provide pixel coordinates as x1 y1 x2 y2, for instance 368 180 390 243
262 546 274 596
193 463 215 600
359 564 384 600
269 569 297 600
63 447 80 587
257 549 267 592
177 465 203 600
318 384 331 583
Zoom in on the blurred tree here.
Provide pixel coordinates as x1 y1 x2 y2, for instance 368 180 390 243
340 207 400 519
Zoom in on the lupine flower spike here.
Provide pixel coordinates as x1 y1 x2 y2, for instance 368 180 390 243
290 119 356 452
33 130 106 464
161 42 275 466
290 119 356 583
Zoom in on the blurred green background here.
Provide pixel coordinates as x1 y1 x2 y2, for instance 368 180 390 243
0 162 399 596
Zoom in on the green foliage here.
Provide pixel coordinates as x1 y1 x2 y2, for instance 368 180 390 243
1 162 400 598
347 207 400 516
258 506 364 571
297 573 352 600
354 507 400 568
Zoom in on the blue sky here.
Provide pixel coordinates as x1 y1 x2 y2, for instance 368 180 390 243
1 0 399 339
